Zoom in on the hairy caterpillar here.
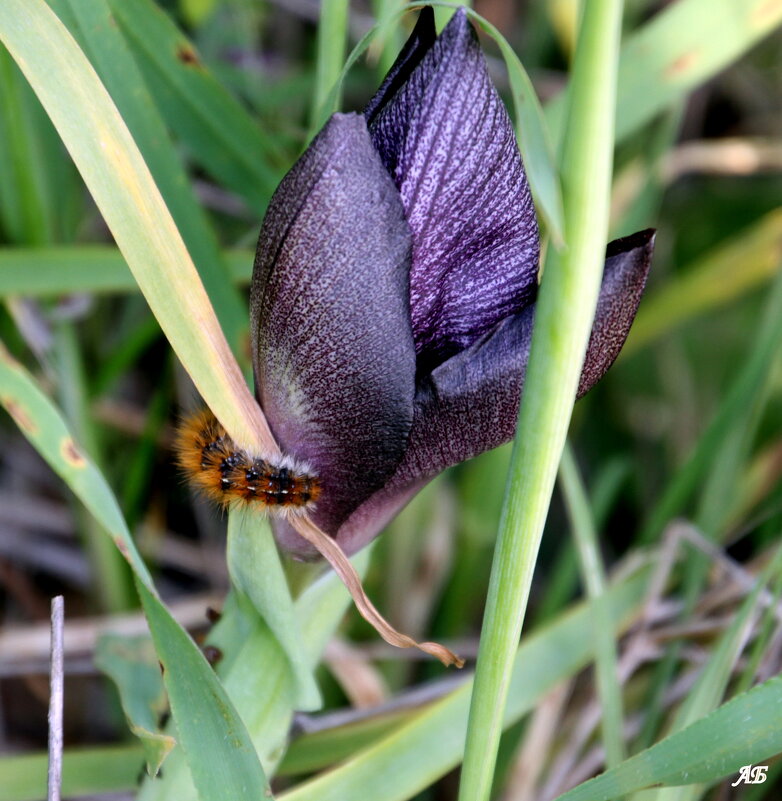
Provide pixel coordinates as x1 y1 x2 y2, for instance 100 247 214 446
174 408 321 512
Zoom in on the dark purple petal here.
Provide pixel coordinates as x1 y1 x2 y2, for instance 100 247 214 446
364 6 437 125
250 113 416 552
367 8 540 373
335 230 655 555
577 229 656 397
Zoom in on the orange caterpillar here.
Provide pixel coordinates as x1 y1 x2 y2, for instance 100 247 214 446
174 408 321 513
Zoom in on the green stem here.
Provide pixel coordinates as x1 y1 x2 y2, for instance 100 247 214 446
457 2 624 799
560 443 625 767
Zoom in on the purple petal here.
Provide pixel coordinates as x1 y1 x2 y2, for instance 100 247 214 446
250 113 416 551
577 230 656 397
365 6 436 124
367 8 540 373
335 230 655 555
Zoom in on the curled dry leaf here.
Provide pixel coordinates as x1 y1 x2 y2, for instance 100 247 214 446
291 515 464 668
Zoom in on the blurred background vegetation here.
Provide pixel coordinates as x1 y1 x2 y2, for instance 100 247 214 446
0 1 781 800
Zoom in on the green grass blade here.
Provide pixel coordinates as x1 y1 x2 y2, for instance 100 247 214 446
624 210 782 357
138 550 369 801
0 0 273 452
0 14 134 614
119 376 172 529
53 322 135 613
0 343 152 583
640 258 782 544
0 48 56 245
227 508 322 711
279 710 414 777
638 285 782 744
308 0 349 133
308 23 381 137
680 543 782 707
135 579 274 800
546 0 782 147
457 1 624 799
371 0 406 77
0 40 83 245
614 0 782 143
736 566 782 695
645 545 782 801
0 246 254 296
91 315 161 398
0 345 270 801
108 0 282 213
279 563 651 801
552 675 782 801
95 634 176 777
49 0 247 351
0 745 142 801
560 444 625 767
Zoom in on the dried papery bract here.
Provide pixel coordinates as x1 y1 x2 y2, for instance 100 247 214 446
290 515 465 667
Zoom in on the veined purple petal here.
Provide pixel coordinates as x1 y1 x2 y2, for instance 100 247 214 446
250 113 416 551
335 230 655 555
367 8 540 374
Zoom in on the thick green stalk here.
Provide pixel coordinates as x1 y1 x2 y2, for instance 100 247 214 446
456 2 624 800
560 444 625 767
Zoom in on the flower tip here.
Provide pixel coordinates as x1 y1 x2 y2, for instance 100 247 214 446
418 4 436 26
441 4 476 40
605 227 656 259
321 110 369 138
577 228 657 398
364 6 437 124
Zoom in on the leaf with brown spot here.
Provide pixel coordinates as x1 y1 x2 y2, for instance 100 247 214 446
664 49 700 79
175 43 200 67
2 397 37 434
60 437 87 468
0 327 269 801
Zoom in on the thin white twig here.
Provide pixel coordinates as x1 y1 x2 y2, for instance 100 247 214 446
47 596 64 801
